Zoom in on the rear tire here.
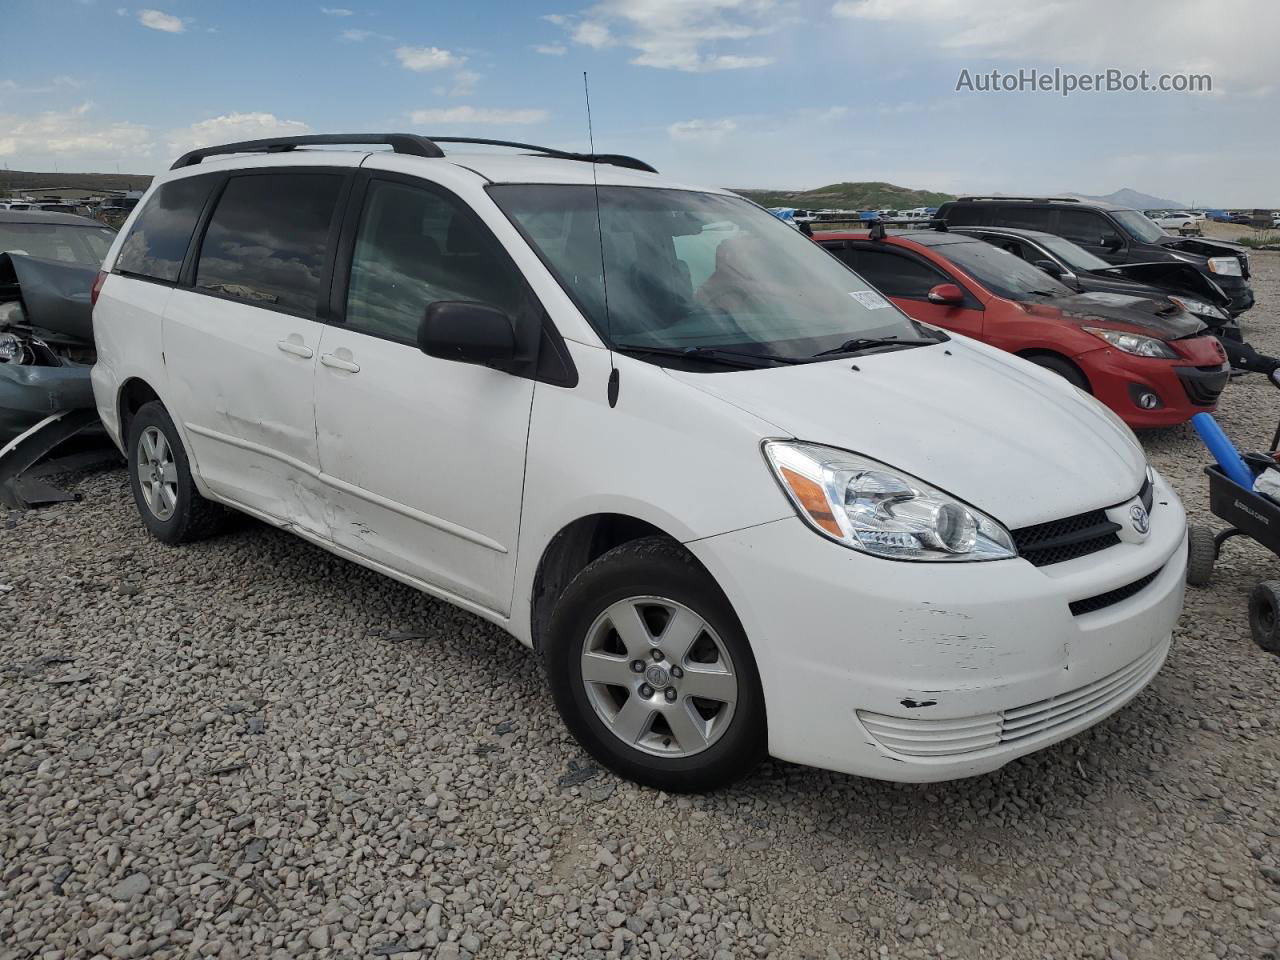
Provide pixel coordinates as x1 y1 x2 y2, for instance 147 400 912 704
544 536 766 792
1185 525 1216 587
127 401 226 544
1249 580 1280 655
1025 353 1089 392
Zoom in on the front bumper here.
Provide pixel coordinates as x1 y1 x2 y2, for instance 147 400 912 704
0 362 95 440
1074 343 1227 429
688 469 1186 782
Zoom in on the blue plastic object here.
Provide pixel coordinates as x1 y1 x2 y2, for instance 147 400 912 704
1193 412 1255 488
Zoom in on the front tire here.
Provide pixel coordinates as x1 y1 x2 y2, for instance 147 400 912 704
127 401 225 544
545 536 766 792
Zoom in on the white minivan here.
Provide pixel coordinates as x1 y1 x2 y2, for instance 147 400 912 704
91 134 1187 791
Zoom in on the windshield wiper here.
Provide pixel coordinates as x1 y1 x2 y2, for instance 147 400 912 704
613 343 803 368
809 335 941 360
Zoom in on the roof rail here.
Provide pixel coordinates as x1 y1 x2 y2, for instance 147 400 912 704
171 134 443 170
427 137 657 173
170 133 658 174
954 195 1080 203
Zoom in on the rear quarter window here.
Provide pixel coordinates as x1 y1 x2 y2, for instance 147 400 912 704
116 176 217 283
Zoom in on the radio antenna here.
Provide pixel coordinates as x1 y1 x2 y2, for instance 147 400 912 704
584 71 619 408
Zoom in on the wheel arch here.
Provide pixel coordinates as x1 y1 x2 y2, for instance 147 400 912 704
1016 348 1092 393
529 513 710 652
115 376 164 444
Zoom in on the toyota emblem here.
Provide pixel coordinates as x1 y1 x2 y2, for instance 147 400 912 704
1129 503 1150 535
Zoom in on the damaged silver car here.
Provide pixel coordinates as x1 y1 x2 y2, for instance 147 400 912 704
0 210 115 438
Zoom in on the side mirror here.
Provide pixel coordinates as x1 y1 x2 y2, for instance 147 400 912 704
926 283 965 306
418 300 516 369
1100 233 1123 250
1034 259 1064 278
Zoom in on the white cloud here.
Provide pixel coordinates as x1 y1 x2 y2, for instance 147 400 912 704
668 118 737 142
0 103 153 160
534 43 567 56
394 46 466 72
552 0 778 72
115 6 127 14
409 106 548 126
166 112 311 154
137 9 185 32
832 0 1278 93
341 29 373 41
435 69 482 98
572 21 613 48
320 6 353 14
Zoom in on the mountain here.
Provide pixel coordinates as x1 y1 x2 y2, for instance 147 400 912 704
1068 187 1186 210
1 169 154 194
733 181 955 211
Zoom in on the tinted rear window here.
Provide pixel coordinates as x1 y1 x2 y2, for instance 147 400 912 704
116 176 217 282
195 173 343 315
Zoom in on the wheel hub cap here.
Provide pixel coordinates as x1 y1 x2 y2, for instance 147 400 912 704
580 596 739 759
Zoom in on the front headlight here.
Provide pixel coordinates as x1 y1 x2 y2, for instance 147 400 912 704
1083 326 1178 359
0 332 30 365
1168 296 1227 321
1207 256 1242 277
763 441 1017 561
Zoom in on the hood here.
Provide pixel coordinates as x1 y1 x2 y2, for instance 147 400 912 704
1042 290 1205 339
1085 261 1230 308
0 253 97 343
666 338 1145 529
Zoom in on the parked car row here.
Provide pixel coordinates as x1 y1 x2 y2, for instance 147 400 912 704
73 133 1192 794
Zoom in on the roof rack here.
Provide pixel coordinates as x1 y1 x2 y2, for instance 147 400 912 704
955 195 1079 203
171 134 443 169
170 133 658 174
428 138 657 174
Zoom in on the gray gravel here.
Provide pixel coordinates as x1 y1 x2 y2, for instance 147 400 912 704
3 252 1280 960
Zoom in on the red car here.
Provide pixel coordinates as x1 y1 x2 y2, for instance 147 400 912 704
817 229 1228 428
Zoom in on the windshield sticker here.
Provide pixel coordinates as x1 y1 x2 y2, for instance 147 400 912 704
849 289 890 310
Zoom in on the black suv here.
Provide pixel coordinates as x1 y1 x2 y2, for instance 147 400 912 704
936 196 1254 315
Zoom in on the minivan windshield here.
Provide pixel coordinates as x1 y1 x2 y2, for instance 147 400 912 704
1111 209 1166 244
932 238 1073 301
489 185 938 363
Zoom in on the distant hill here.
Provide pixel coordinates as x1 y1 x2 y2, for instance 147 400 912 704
1 169 154 195
734 181 956 211
1068 187 1186 210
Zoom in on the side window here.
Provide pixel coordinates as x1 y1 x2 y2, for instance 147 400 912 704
345 179 526 342
1055 209 1111 246
838 247 948 299
982 235 1034 262
195 173 343 316
115 176 216 282
991 206 1052 231
943 204 985 226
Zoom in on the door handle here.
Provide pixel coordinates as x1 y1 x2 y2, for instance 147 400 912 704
276 339 314 359
320 353 360 373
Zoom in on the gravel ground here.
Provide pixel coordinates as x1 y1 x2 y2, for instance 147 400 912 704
3 255 1280 960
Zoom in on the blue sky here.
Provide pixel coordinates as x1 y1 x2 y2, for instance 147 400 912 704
3 0 1276 205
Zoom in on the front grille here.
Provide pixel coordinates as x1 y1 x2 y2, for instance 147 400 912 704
1011 510 1121 567
857 642 1167 760
1177 367 1228 406
1068 567 1162 616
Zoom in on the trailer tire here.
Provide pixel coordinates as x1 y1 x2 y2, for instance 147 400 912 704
1248 580 1280 655
1186 525 1216 587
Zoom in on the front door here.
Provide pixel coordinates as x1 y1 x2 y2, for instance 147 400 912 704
836 243 985 339
313 174 538 615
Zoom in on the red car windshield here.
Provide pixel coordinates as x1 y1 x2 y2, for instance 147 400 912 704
930 239 1073 302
